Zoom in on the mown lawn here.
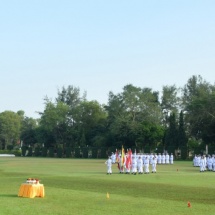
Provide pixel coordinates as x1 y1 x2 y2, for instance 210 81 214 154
0 157 214 215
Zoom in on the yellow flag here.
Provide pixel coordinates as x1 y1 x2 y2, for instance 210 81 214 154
106 192 110 199
121 145 125 166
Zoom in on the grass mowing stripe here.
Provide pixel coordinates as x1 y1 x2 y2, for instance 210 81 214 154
44 175 215 204
1 157 215 215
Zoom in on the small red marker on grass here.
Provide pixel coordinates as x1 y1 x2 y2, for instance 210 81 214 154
187 201 191 208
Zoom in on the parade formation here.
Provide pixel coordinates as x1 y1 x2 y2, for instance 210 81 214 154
105 146 174 175
193 154 215 172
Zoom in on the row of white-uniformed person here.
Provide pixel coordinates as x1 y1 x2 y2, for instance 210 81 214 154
105 153 174 174
193 155 215 172
111 153 174 165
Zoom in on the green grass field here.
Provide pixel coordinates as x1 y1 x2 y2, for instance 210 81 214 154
0 157 214 215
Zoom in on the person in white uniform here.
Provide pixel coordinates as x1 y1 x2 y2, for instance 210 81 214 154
197 155 201 167
151 156 157 173
170 153 174 164
157 153 161 164
165 153 169 164
203 155 207 171
207 155 213 171
105 156 112 174
149 153 153 165
144 157 150 174
200 156 205 172
111 152 116 163
212 155 215 171
137 156 143 174
162 153 166 164
131 156 137 175
119 155 124 173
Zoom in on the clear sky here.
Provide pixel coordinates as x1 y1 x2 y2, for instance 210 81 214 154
0 0 214 118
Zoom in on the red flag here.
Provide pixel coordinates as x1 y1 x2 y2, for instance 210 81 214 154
115 149 119 162
126 149 132 169
121 146 125 167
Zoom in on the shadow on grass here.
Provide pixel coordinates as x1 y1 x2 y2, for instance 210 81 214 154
0 194 18 198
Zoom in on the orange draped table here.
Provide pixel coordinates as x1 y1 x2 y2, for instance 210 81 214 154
18 183 45 198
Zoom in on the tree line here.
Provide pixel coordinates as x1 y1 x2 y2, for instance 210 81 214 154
1 75 215 159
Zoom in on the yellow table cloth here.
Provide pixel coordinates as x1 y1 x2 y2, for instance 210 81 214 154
18 183 45 198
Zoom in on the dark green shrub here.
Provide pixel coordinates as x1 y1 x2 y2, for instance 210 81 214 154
0 150 21 156
100 147 107 158
82 147 88 158
167 145 175 154
48 148 54 157
7 145 13 150
41 147 48 157
27 148 33 157
144 145 150 153
21 146 28 156
57 148 63 158
91 147 98 158
12 150 22 156
74 148 81 158
181 146 188 160
34 147 41 157
65 147 71 158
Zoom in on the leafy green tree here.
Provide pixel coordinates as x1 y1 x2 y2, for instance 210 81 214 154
134 122 164 152
182 75 215 145
40 100 71 149
186 92 215 149
161 85 180 128
56 85 84 110
164 112 178 153
74 100 107 147
178 111 188 159
0 111 22 149
161 85 180 113
182 75 211 108
20 116 38 147
105 84 163 149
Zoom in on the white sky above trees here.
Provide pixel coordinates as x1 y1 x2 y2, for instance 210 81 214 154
0 0 214 118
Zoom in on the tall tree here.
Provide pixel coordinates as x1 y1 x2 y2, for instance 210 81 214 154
178 111 188 159
186 92 215 148
74 100 107 147
105 84 163 150
56 85 85 109
20 116 38 147
161 85 180 128
182 75 215 142
0 111 22 149
164 112 178 153
161 85 180 114
40 100 71 148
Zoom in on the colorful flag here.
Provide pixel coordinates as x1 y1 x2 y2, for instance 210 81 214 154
126 149 132 169
115 149 120 170
115 149 119 163
121 145 125 167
